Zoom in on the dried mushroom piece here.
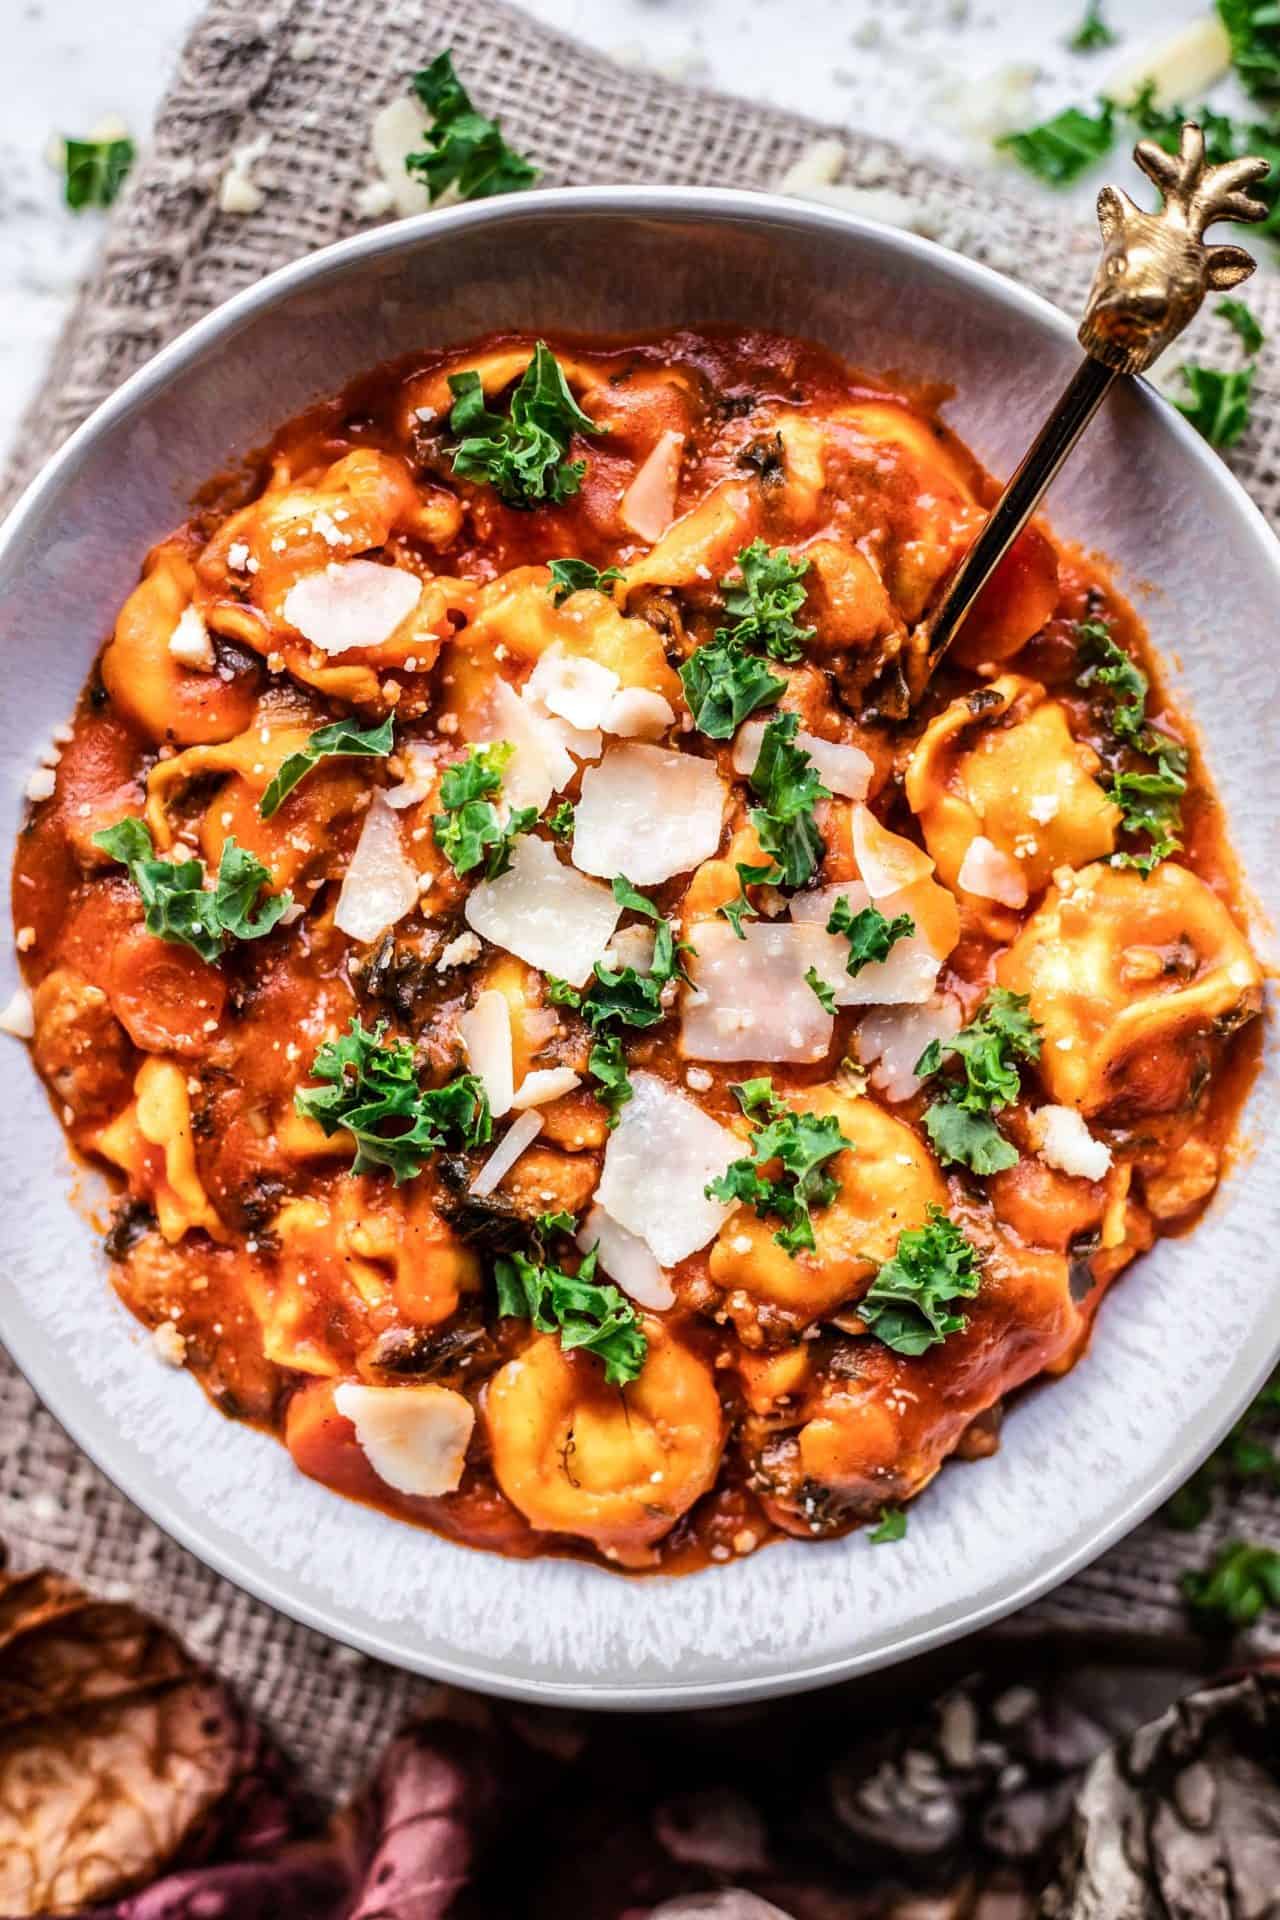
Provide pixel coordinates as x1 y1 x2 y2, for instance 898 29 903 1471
0 1560 298 1916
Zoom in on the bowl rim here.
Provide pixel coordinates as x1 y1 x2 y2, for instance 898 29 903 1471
3 182 1279 1707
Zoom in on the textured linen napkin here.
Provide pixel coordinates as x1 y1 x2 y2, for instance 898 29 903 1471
2 0 1278 1796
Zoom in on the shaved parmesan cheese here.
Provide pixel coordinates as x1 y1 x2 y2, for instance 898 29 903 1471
789 885 942 1006
464 835 621 987
956 834 1028 908
1109 17 1230 114
471 676 574 813
858 995 962 1103
524 643 620 732
334 1381 474 1497
168 605 215 672
368 95 433 219
282 560 421 656
681 920 835 1062
789 880 871 923
596 1071 741 1267
1031 1105 1112 1183
334 792 418 943
602 686 675 739
459 989 515 1119
578 1203 675 1310
511 1066 581 1109
574 744 726 886
733 719 872 800
852 804 934 900
620 429 685 542
0 987 34 1040
470 1109 544 1197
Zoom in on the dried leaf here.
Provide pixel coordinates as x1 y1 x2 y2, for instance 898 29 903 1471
0 1561 299 1915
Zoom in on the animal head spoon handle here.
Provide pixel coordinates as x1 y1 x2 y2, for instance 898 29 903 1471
893 123 1270 713
1080 122 1269 374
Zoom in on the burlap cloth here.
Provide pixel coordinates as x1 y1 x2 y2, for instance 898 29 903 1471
3 0 1278 1799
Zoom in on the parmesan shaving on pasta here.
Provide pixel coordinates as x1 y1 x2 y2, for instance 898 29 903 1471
620 429 685 543
334 792 419 943
596 1071 741 1266
469 1109 544 1197
470 676 576 813
956 834 1029 908
524 644 619 733
511 1066 581 1109
789 885 944 1006
601 687 675 739
681 920 836 1063
464 834 621 986
857 996 963 1102
733 719 872 800
578 1203 676 1310
458 989 515 1119
334 1381 474 1497
282 560 421 655
573 744 726 886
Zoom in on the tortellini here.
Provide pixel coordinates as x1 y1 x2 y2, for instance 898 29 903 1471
998 860 1263 1118
486 1326 724 1562
757 1230 1080 1530
101 546 259 746
905 674 1119 911
709 1087 948 1322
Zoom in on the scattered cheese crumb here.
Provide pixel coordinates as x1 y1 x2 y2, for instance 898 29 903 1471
437 931 482 971
218 132 270 216
1028 793 1060 825
15 926 36 953
1031 1105 1112 1183
227 540 252 572
151 1322 188 1368
25 766 56 804
776 138 847 194
0 987 34 1039
168 604 216 671
685 1066 713 1092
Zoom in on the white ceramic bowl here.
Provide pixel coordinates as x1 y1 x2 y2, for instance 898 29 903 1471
1 187 1277 1706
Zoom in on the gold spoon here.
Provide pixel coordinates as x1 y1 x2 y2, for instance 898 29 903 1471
902 123 1270 706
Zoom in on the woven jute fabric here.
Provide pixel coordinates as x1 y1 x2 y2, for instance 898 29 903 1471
3 0 1278 1796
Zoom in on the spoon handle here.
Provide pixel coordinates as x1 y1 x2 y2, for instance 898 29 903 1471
907 121 1270 702
915 355 1115 686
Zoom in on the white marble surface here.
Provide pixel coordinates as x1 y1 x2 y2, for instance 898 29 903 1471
0 0 1253 469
